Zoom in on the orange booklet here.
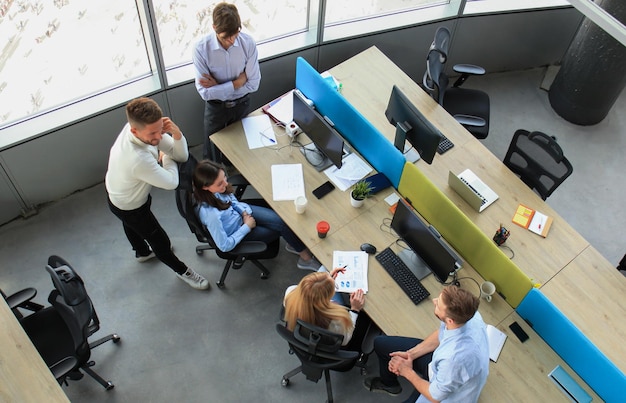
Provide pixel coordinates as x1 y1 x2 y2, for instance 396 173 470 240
512 204 553 237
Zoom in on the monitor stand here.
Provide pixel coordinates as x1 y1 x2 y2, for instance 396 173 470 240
300 142 332 171
398 249 431 280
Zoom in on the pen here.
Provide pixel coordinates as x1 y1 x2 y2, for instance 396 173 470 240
259 131 276 144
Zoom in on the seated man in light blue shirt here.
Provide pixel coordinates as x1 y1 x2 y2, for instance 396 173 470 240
192 159 321 271
364 286 489 403
192 2 261 161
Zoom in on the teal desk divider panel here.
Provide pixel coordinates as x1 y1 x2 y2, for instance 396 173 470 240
517 288 626 402
295 57 405 188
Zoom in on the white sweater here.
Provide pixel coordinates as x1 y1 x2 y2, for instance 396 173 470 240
105 123 188 210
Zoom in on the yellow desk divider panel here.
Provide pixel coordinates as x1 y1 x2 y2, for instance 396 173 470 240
398 162 532 307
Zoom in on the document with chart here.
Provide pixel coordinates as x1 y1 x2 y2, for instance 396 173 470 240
271 164 305 201
332 250 369 293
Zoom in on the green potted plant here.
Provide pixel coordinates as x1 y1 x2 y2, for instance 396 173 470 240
350 180 373 208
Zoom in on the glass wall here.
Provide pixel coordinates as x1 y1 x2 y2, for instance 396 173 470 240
0 0 573 140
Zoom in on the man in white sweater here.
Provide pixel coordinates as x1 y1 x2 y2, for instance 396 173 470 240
105 97 209 290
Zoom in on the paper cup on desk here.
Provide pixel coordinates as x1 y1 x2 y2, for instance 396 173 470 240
294 196 308 214
480 281 496 302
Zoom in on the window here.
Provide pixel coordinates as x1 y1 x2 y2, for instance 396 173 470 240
0 0 153 129
322 0 460 41
152 0 311 84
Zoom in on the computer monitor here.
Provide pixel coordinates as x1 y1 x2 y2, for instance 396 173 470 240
391 199 462 283
385 85 443 164
292 89 344 170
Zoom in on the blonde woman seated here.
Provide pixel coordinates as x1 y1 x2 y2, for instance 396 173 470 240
283 268 369 350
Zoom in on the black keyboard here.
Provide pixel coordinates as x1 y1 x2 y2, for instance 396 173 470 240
437 135 454 154
375 247 430 305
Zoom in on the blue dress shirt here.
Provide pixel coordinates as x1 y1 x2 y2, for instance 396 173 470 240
192 31 260 102
417 311 489 403
196 193 252 252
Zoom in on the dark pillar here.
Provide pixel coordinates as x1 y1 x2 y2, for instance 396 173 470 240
548 0 626 125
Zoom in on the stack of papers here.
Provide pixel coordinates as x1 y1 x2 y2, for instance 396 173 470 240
242 114 277 149
324 153 373 191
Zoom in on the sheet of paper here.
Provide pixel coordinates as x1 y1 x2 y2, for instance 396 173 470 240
323 153 373 191
271 164 305 201
265 90 293 125
332 250 369 293
242 114 276 149
486 324 507 362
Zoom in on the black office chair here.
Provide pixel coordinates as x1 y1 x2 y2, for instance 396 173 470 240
503 129 573 200
1 286 44 319
422 26 490 139
19 255 121 390
176 154 280 288
276 319 360 403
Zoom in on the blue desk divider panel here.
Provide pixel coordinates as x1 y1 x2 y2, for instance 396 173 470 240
295 57 405 188
517 288 626 402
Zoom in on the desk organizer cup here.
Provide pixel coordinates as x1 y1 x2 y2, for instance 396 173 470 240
493 224 510 246
316 221 330 238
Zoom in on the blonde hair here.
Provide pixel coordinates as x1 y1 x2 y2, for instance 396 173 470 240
284 272 352 332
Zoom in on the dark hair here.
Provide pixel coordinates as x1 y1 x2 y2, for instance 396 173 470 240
192 159 235 210
126 97 162 129
212 2 241 36
440 285 479 325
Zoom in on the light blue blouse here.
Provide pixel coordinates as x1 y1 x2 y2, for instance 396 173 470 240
196 192 253 252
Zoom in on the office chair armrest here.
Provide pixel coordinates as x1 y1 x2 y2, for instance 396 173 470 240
453 114 486 127
5 287 39 310
49 356 78 380
231 241 268 255
453 64 485 76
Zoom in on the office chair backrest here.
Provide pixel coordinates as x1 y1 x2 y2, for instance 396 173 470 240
46 256 100 357
175 154 218 248
423 26 451 105
504 130 573 200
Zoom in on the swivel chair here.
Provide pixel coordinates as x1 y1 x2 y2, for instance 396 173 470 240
503 129 573 200
422 26 490 139
19 255 120 390
176 155 280 288
276 319 360 403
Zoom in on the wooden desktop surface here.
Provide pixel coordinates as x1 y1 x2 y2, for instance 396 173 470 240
211 46 605 401
0 299 70 402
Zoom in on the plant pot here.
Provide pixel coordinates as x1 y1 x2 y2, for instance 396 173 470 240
350 192 365 208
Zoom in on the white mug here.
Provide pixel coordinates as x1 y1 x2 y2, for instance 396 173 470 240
480 281 496 302
294 196 308 214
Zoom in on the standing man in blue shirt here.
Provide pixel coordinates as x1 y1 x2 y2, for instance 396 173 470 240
364 286 489 403
192 2 261 161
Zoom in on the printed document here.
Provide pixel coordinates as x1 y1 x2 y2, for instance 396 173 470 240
271 164 305 201
332 250 369 293
324 153 372 191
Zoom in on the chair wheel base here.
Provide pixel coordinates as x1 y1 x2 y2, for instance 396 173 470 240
281 378 289 387
105 382 114 390
216 281 225 289
260 273 269 280
112 334 121 343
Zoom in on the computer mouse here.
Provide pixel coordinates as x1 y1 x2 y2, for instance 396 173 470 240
360 243 377 255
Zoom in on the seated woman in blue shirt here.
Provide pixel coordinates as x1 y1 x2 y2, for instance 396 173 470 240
192 159 321 270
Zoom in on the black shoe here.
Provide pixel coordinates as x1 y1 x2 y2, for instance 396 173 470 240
363 376 402 396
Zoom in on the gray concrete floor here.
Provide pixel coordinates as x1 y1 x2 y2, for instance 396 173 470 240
1 67 624 403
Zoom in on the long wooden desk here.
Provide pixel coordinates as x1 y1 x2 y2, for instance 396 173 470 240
0 299 70 402
211 47 607 401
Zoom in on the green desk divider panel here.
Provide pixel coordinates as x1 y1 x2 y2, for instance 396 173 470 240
295 57 405 188
398 162 532 307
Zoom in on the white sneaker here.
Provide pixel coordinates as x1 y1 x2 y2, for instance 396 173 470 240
176 268 210 290
285 244 300 255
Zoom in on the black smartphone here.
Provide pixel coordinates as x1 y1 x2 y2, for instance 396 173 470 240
312 181 335 199
509 321 529 343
